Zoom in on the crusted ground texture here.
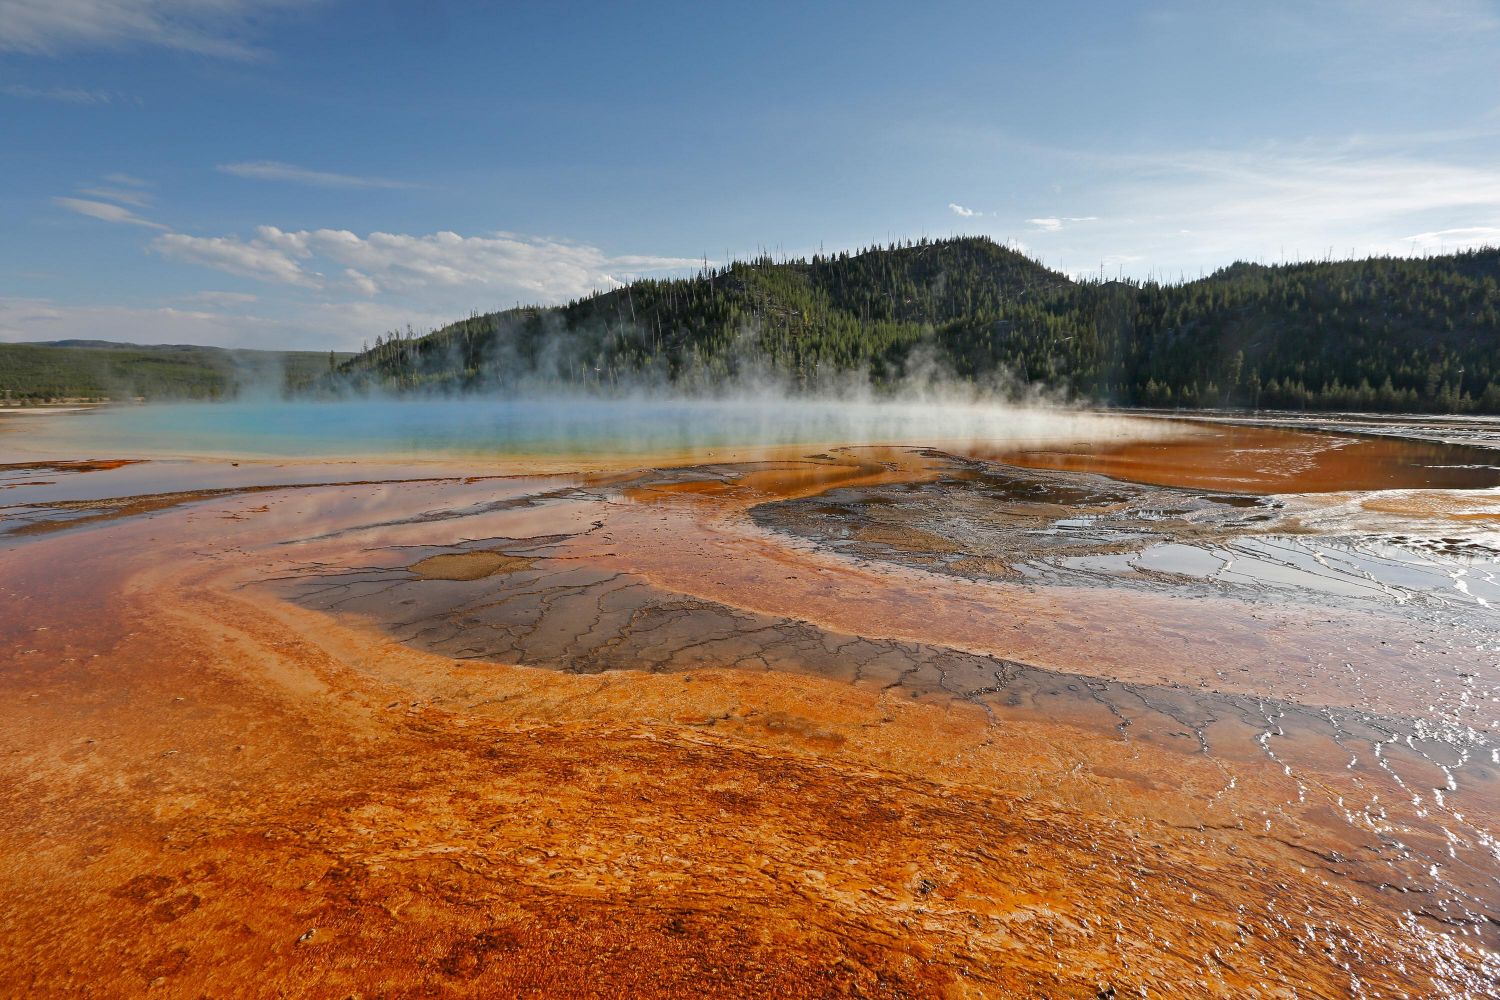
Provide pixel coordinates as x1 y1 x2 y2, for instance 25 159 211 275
1 424 1498 998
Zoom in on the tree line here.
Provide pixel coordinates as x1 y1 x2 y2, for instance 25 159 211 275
334 236 1500 413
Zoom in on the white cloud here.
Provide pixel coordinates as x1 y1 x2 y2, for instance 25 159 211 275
217 160 419 190
961 136 1500 279
1158 153 1500 224
948 203 979 217
301 299 458 345
153 230 320 287
152 226 701 302
104 172 149 187
1099 148 1500 264
52 196 167 229
1027 216 1098 232
343 268 380 296
46 191 697 347
0 0 313 59
1399 226 1500 253
1 82 134 105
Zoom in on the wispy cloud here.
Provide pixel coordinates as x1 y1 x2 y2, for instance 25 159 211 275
153 230 320 287
342 269 380 296
948 203 980 218
153 226 702 301
1399 226 1500 253
1027 216 1098 232
179 290 259 306
64 174 156 210
51 196 168 229
1 82 136 105
1330 0 1500 38
0 0 312 59
217 160 419 190
1104 148 1500 257
77 185 153 207
1004 139 1500 278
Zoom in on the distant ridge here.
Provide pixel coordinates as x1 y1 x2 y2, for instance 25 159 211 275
334 236 1500 413
33 339 313 352
0 341 350 403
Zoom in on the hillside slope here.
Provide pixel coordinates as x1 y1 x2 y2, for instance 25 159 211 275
336 237 1071 392
334 237 1500 412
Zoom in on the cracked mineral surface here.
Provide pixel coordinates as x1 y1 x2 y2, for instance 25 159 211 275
1 413 1497 998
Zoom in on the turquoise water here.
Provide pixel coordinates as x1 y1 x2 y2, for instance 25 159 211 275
4 398 1168 460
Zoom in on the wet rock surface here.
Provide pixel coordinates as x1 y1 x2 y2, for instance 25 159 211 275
753 455 1281 588
754 452 1500 618
263 465 1500 980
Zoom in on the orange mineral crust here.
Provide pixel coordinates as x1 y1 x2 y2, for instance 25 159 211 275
980 423 1500 494
1 426 1497 998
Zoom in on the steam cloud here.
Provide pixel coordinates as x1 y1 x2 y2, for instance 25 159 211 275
39 320 1179 462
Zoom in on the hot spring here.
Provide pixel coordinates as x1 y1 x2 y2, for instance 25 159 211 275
3 398 1499 997
1 397 1180 461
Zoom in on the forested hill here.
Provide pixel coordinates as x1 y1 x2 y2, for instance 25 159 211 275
0 341 350 403
340 237 1069 392
337 236 1500 413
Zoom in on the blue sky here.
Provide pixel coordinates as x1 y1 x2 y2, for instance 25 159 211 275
3 0 1500 350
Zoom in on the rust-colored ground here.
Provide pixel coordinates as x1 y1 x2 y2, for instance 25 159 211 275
1 429 1497 998
984 424 1500 493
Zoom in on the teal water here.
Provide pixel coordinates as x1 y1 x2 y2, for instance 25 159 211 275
3 398 1170 460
